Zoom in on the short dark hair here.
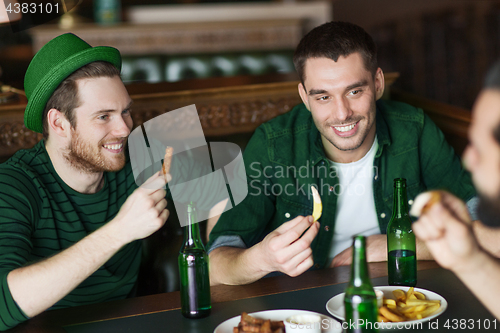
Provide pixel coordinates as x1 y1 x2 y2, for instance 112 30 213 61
42 61 120 139
293 21 378 84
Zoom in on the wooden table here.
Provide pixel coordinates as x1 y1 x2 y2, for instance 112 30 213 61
9 261 497 332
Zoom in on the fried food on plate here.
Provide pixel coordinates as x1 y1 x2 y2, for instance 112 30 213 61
233 312 285 333
378 287 441 322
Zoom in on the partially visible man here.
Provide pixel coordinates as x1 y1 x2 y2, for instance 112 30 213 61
207 21 477 286
413 61 500 320
0 34 170 330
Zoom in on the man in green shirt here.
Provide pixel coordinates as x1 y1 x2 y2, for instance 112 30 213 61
208 21 478 285
0 34 169 330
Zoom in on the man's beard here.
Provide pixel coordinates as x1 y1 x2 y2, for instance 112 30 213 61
64 129 127 173
476 191 500 227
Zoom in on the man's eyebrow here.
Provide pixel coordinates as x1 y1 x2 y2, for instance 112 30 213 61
307 80 369 96
345 80 368 91
91 100 133 116
308 89 328 96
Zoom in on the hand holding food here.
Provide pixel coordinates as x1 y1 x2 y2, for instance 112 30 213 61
258 215 319 277
377 287 441 322
410 191 441 217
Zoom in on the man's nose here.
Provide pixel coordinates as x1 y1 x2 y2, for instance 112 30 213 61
112 115 131 137
462 144 476 172
333 97 353 122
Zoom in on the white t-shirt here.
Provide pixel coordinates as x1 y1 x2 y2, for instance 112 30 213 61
328 136 380 261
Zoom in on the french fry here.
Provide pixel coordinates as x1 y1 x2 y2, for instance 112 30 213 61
417 304 441 318
383 298 397 306
414 291 426 300
379 306 405 322
378 315 390 322
400 306 417 314
406 287 415 301
161 146 173 176
393 289 406 302
406 299 441 307
397 301 406 308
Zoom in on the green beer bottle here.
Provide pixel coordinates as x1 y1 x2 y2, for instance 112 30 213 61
344 235 378 333
178 202 211 318
387 178 417 286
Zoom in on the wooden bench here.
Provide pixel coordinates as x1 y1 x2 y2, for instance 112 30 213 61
0 72 470 162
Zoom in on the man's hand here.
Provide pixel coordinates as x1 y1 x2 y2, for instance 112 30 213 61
109 171 170 245
330 234 387 267
412 191 481 273
256 215 320 277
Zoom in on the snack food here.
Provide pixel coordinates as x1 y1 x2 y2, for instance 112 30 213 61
378 287 441 322
233 312 285 333
409 191 441 217
162 146 173 176
311 186 322 221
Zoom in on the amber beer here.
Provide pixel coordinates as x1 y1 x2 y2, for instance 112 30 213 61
178 202 211 318
387 178 417 286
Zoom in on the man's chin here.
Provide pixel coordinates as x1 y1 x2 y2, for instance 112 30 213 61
330 137 364 152
105 155 127 172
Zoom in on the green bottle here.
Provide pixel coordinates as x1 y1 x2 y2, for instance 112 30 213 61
387 178 417 286
344 235 378 333
178 202 211 318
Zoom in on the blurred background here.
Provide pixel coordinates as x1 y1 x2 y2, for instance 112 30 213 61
2 0 500 110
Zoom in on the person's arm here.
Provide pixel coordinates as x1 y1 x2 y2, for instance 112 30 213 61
209 215 319 285
472 221 500 257
450 251 500 320
329 233 433 267
6 172 169 318
413 191 500 319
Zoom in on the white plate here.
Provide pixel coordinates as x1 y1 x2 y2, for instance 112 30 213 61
326 286 448 329
214 309 342 333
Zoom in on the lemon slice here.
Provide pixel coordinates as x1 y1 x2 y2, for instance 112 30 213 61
311 185 322 221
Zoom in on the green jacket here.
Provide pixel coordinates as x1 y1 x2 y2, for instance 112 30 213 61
207 100 476 269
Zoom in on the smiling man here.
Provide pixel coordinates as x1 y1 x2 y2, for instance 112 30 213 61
0 34 170 330
207 21 477 286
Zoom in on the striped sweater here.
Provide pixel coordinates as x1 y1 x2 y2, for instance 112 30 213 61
0 140 141 330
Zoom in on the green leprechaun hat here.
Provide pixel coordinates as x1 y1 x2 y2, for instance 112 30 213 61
24 33 122 133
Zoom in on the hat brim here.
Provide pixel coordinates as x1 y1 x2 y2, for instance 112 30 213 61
24 46 122 133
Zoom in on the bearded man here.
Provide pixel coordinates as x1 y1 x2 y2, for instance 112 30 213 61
0 33 171 330
413 60 500 320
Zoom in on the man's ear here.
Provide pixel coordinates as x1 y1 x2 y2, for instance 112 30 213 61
46 108 71 138
298 82 311 111
374 67 385 100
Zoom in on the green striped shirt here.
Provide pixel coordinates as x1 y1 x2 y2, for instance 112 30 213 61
0 140 141 330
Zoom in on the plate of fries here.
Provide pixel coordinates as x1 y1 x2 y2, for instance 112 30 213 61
326 286 447 328
214 310 341 333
